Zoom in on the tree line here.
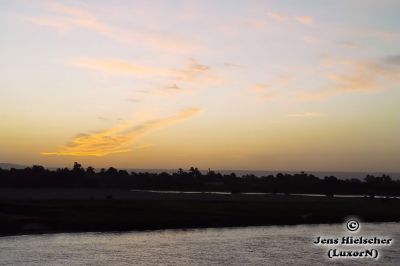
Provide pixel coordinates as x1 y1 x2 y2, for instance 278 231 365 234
0 162 399 196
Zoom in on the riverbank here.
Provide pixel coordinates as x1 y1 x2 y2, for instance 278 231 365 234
0 190 399 236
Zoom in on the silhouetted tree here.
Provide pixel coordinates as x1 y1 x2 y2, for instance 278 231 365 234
0 162 399 196
86 166 95 175
189 167 201 177
73 162 82 171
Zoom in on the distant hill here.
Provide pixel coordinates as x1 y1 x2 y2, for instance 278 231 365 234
0 163 27 169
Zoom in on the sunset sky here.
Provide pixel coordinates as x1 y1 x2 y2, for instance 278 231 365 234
1 0 399 172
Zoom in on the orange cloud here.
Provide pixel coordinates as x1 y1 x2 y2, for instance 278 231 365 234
42 108 201 156
296 16 313 25
267 12 313 25
250 83 269 91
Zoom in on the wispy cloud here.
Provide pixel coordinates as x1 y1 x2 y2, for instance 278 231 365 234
223 62 243 68
267 11 313 25
248 75 294 101
42 108 201 156
267 12 287 22
69 57 221 88
69 57 172 77
69 57 205 79
26 1 198 54
303 35 322 45
249 83 276 101
246 18 269 31
383 55 400 65
127 98 141 103
250 84 268 91
165 84 184 91
287 112 323 118
25 17 71 32
357 28 399 42
340 41 362 49
142 83 188 97
176 59 211 82
295 16 313 25
297 58 400 100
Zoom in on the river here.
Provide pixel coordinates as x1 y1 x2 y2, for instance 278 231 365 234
0 223 398 265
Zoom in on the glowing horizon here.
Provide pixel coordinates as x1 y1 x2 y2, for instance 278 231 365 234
1 0 400 172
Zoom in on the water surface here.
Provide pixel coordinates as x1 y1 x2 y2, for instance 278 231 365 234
0 223 398 265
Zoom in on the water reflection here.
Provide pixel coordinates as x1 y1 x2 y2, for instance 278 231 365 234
0 223 399 265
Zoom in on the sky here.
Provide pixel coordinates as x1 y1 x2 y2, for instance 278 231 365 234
1 0 399 172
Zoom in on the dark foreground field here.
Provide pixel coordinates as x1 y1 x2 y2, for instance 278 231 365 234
0 190 399 236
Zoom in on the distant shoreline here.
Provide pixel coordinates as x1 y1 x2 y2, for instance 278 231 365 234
1 188 399 200
1 221 399 238
1 190 399 237
2 164 400 196
2 163 400 180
